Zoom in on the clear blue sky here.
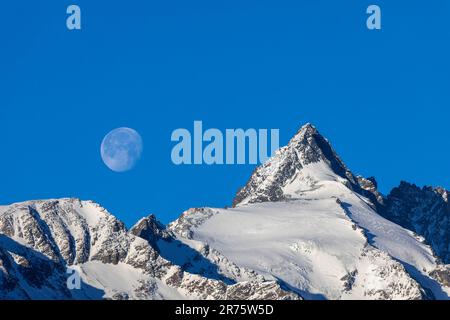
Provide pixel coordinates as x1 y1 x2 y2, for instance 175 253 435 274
1 1 449 226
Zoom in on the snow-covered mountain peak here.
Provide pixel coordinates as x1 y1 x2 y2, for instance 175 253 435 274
163 126 450 299
233 123 358 207
130 214 170 249
290 122 317 140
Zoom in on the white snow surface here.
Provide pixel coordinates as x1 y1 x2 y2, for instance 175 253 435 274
71 262 185 300
171 169 450 299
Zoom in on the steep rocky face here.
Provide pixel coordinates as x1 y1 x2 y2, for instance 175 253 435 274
130 214 170 251
232 124 382 209
383 182 450 264
0 199 299 300
233 124 352 206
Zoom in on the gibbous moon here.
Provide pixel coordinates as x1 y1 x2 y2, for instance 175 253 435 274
100 128 143 172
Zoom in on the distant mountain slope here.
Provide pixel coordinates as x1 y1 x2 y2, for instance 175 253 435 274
0 199 298 300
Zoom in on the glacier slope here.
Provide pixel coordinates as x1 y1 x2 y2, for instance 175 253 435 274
168 123 450 300
169 186 427 299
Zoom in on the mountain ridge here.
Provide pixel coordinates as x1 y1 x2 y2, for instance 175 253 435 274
0 198 299 300
1 123 449 300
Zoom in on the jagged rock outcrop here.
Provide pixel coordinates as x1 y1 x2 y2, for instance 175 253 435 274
130 214 170 251
382 182 450 264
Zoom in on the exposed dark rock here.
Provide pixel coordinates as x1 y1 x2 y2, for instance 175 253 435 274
382 181 450 263
130 214 170 251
